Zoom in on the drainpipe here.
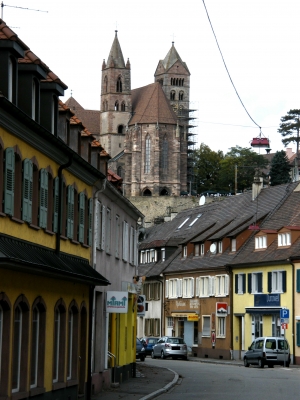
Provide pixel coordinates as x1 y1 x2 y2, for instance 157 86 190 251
287 258 295 365
225 265 234 360
55 155 73 255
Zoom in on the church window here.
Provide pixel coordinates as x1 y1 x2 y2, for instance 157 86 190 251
121 102 125 111
116 76 122 92
117 166 123 178
143 188 152 197
179 91 184 100
162 136 168 169
160 188 169 196
145 135 151 173
171 78 173 85
104 76 108 93
118 125 124 134
115 101 119 111
176 78 178 86
170 91 175 100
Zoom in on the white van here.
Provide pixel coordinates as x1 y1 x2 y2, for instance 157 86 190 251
243 337 290 368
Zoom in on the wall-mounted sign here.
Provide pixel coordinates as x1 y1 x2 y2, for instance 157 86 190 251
254 294 280 307
216 302 228 316
137 295 146 317
187 314 199 322
106 291 128 313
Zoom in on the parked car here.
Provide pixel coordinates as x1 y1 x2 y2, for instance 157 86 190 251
151 336 188 360
243 337 290 368
140 337 159 356
136 337 146 361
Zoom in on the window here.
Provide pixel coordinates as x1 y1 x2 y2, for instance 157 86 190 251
53 301 66 386
200 244 205 256
67 302 78 382
51 96 58 135
32 78 40 121
145 135 151 173
143 282 160 301
268 270 286 293
248 272 263 294
177 217 190 230
217 317 226 337
140 251 145 264
123 221 129 262
104 76 108 93
39 169 48 229
179 91 184 100
166 279 182 299
231 238 236 252
129 226 135 264
161 248 165 262
121 102 125 111
297 321 300 347
162 136 168 169
106 208 111 254
167 317 173 328
170 91 175 100
145 318 160 336
78 192 85 244
114 101 119 111
52 177 59 233
66 185 75 239
235 273 246 294
278 232 291 247
118 125 124 134
255 235 267 249
21 158 33 223
196 276 214 297
182 278 194 298
194 244 199 257
97 202 105 250
115 215 120 258
218 241 222 254
189 214 202 227
202 316 211 336
116 76 122 92
215 275 229 296
252 315 263 338
183 246 187 258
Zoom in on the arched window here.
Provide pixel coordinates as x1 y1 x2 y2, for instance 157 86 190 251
116 76 122 92
117 166 123 178
121 102 125 111
176 78 179 86
78 304 87 396
104 76 108 93
0 293 11 397
67 301 79 382
179 91 184 101
118 125 124 134
162 136 168 169
171 78 173 85
115 101 119 111
145 135 151 173
170 91 175 100
53 300 66 386
142 188 152 197
160 188 169 196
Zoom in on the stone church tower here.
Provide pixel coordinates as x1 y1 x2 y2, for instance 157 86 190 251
100 31 132 158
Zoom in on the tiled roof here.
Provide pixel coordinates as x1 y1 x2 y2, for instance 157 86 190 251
65 97 100 136
129 82 178 126
161 42 190 73
106 31 126 69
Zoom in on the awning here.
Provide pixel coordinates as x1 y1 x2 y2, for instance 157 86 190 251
245 308 281 315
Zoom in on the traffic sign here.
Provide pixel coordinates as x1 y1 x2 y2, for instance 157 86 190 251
281 318 289 324
281 323 288 329
280 309 289 319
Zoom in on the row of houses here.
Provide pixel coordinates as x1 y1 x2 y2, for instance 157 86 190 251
0 19 143 400
138 178 300 364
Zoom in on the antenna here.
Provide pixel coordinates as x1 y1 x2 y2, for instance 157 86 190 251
1 2 48 20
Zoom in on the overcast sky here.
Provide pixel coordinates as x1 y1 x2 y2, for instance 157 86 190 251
2 0 300 155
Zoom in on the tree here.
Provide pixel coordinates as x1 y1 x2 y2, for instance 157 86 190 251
193 143 224 193
278 109 300 154
217 146 269 192
269 150 291 186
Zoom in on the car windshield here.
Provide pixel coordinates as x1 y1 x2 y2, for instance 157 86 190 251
167 338 184 344
148 339 158 344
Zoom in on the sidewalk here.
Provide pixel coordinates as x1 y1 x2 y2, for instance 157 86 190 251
91 356 299 400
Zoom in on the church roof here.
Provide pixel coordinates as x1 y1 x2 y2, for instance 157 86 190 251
161 42 190 73
106 30 126 69
130 82 177 125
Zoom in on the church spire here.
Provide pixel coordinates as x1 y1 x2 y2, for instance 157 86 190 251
106 30 126 69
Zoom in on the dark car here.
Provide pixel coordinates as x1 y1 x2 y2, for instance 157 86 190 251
136 337 146 361
140 337 159 356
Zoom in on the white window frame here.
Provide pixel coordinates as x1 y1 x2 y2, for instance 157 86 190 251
12 305 22 393
115 215 120 258
166 279 182 299
182 277 194 298
30 307 40 388
196 276 215 298
255 235 267 249
161 248 165 262
194 244 199 257
106 208 111 254
140 251 145 264
200 244 205 256
218 241 222 254
215 275 229 297
278 232 291 247
217 317 226 338
150 248 156 263
231 238 236 252
183 245 187 258
272 270 284 293
202 315 211 336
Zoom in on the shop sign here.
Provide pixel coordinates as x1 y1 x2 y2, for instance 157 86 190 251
187 314 199 321
171 312 198 318
106 291 128 313
216 302 228 316
254 294 280 307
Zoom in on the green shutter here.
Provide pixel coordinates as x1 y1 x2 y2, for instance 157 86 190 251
39 169 48 228
4 147 15 216
297 270 300 293
88 198 93 246
78 192 85 243
53 177 59 233
297 322 300 347
22 158 33 223
66 185 74 239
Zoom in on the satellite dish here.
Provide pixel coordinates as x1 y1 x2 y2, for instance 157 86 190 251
199 195 205 206
210 243 217 254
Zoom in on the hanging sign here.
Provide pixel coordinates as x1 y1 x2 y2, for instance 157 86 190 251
106 291 128 313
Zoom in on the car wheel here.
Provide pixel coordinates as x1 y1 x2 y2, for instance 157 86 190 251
244 358 249 367
140 355 145 362
161 351 165 359
183 356 188 361
258 358 264 368
151 351 156 359
286 361 290 368
267 364 274 368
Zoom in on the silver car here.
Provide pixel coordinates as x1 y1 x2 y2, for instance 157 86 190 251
151 336 188 360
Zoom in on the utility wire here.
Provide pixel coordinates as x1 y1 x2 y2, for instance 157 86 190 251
202 0 261 130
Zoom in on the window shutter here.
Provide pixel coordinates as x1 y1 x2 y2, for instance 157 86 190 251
209 276 215 296
53 177 59 233
190 278 194 297
196 277 200 297
235 275 238 294
282 271 286 293
122 221 128 262
177 279 182 298
39 169 48 228
297 270 300 293
258 273 263 293
4 147 15 215
268 272 272 293
248 273 252 294
297 322 300 347
22 158 33 223
242 274 246 294
88 198 93 246
101 205 106 251
78 192 85 243
165 280 169 298
224 275 229 295
133 230 138 266
66 185 74 239
129 226 134 264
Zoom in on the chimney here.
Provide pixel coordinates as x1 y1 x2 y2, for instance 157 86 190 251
252 168 263 201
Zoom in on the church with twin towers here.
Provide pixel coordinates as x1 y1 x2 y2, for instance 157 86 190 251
67 31 194 197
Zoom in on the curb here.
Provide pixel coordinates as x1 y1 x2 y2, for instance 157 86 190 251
139 368 179 400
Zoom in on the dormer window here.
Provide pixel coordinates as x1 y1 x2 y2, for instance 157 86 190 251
161 248 165 262
183 245 187 258
255 235 267 249
218 241 222 254
278 232 291 247
200 244 205 256
231 238 236 252
194 244 199 257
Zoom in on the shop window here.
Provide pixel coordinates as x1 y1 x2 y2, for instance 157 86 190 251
235 273 246 294
252 315 263 338
196 276 214 297
268 270 286 293
217 317 226 337
215 275 229 296
272 315 281 337
53 300 66 388
278 232 291 247
248 272 263 294
202 316 211 336
182 277 194 298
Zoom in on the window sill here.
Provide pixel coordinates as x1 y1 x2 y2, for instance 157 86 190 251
11 391 29 400
66 379 78 387
30 387 45 396
52 382 66 391
81 243 90 248
29 223 41 231
45 229 55 236
60 235 68 241
71 240 80 245
11 217 24 224
0 211 6 217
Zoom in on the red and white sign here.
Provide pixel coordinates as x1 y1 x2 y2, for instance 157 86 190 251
281 323 288 329
216 302 228 316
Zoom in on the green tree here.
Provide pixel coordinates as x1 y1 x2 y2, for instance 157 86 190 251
269 150 291 186
278 109 300 154
193 143 224 193
217 146 269 192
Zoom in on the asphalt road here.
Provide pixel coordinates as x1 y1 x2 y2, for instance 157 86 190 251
146 358 300 400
